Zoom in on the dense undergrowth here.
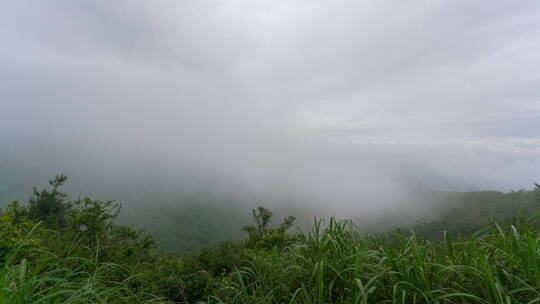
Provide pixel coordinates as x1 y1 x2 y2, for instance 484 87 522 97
1 176 540 303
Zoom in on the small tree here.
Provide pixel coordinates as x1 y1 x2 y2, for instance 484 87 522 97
27 174 71 228
242 207 273 238
242 206 296 249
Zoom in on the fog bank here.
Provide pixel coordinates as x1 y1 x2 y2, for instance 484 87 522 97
1 1 540 219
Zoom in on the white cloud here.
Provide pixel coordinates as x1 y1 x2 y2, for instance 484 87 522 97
1 0 540 197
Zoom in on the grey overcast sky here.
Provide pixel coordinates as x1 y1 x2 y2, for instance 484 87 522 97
1 1 540 194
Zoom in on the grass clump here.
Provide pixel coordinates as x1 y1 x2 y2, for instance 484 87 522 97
208 217 540 303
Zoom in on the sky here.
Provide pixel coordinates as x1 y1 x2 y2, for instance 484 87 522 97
1 1 540 202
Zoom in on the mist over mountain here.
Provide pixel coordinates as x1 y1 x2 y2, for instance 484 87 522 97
3 2 540 302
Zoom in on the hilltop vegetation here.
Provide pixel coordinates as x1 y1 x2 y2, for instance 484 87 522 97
0 176 540 303
0 165 251 253
2 164 537 252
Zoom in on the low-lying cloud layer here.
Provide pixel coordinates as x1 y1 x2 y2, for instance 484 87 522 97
1 1 540 212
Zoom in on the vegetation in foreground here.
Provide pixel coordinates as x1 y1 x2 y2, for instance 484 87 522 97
1 175 540 303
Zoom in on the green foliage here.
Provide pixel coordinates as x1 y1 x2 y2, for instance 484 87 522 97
2 175 540 303
242 206 297 249
0 225 164 303
208 217 540 304
69 198 120 241
0 175 163 302
0 206 42 263
27 174 71 228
